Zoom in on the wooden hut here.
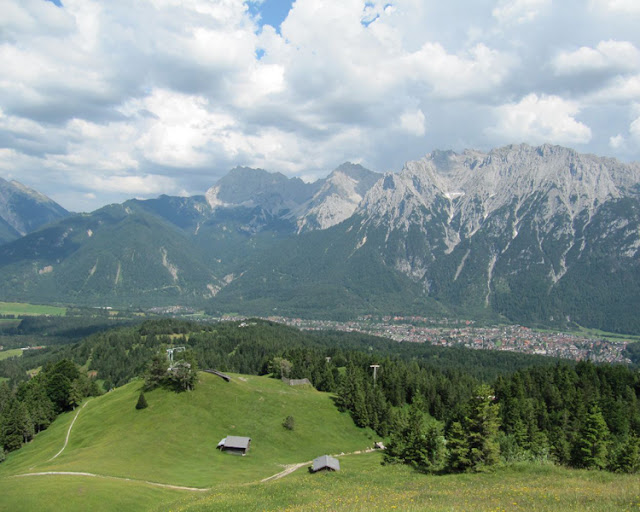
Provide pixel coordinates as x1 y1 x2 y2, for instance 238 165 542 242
310 455 340 473
217 436 251 456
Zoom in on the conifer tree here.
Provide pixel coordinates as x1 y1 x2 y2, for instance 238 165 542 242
135 392 148 410
446 420 471 472
467 384 501 471
611 435 639 473
574 404 610 469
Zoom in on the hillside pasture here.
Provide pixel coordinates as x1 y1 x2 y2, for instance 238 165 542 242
1 371 639 512
0 372 374 489
178 452 640 512
0 301 66 317
0 348 22 361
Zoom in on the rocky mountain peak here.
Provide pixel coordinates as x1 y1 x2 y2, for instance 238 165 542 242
205 167 316 212
296 163 380 232
360 143 640 234
0 177 69 243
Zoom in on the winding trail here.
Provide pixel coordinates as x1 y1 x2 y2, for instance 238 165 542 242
14 427 378 491
260 448 378 482
48 400 90 461
13 471 209 492
260 461 311 482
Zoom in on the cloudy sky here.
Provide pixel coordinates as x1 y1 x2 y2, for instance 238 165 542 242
1 0 640 211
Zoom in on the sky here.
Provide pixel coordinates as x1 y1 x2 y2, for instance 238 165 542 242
1 0 640 212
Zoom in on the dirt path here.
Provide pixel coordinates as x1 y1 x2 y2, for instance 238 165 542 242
13 471 210 492
260 448 378 482
15 440 378 491
48 400 91 462
260 461 311 482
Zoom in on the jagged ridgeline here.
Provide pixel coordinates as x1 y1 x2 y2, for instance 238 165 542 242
0 144 639 332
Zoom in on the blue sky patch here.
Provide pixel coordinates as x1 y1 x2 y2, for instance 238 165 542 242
247 0 294 33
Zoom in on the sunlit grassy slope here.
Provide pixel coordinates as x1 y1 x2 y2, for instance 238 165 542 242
0 348 22 361
176 452 640 512
0 372 373 488
0 301 66 316
1 372 639 512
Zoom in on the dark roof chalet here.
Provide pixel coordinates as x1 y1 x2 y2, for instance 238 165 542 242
311 455 340 472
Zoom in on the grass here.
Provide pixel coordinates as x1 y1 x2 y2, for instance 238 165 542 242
575 326 640 343
0 373 374 489
175 453 640 512
1 372 638 512
0 475 185 512
0 301 66 317
0 348 22 361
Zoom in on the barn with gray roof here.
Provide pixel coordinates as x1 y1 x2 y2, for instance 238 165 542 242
310 455 340 473
217 436 251 456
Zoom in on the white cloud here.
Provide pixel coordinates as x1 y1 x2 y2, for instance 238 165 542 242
399 109 426 136
81 174 180 195
631 116 640 140
609 134 625 148
489 94 592 145
405 43 514 98
553 40 640 75
1 0 640 211
587 74 640 102
590 0 640 14
493 0 551 24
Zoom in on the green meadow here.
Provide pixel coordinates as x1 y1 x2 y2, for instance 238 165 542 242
0 348 22 361
1 372 638 512
177 453 640 512
0 301 66 316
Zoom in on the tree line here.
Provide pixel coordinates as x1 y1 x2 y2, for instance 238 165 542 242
0 318 637 473
0 359 100 459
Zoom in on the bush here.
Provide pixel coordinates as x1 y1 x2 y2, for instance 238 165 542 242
135 392 148 410
283 415 295 431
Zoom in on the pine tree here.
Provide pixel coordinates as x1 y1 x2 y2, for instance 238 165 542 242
446 420 471 472
384 399 447 473
611 435 639 473
135 392 148 410
574 404 610 469
144 353 168 391
467 384 501 471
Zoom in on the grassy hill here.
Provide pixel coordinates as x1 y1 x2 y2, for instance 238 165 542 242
0 371 374 511
1 371 638 512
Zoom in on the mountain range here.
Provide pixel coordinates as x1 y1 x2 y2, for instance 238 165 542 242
1 144 639 333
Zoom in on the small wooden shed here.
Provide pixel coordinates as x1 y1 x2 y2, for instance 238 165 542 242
310 455 340 473
217 436 251 456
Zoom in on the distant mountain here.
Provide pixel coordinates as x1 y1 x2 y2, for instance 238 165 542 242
0 204 223 306
295 163 381 232
205 166 318 215
204 163 380 233
0 178 69 244
1 147 639 332
213 144 640 331
353 144 640 330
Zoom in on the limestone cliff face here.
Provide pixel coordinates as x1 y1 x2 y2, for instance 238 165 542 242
295 163 381 232
349 144 640 326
